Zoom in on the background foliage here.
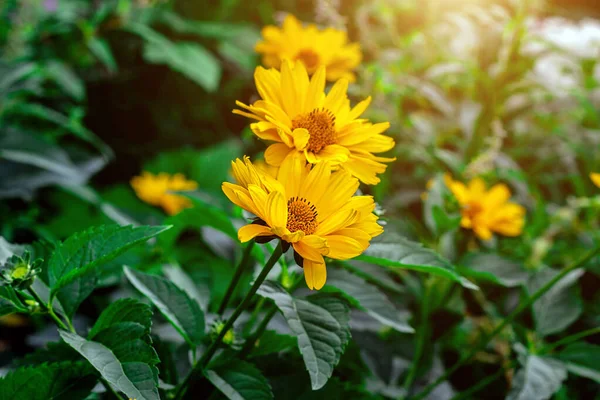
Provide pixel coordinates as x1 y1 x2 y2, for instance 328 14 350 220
1 0 600 399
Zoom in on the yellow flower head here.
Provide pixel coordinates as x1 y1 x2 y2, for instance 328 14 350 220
444 175 525 241
222 155 383 290
234 60 395 185
131 172 198 215
255 15 362 82
591 172 600 188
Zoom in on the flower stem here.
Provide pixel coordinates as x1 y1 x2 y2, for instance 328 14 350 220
217 241 255 315
410 246 600 400
174 242 283 400
26 287 70 332
541 327 600 354
401 277 431 396
239 306 278 358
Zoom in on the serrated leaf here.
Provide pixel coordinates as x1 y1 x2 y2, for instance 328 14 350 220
89 298 153 339
124 266 205 346
507 355 566 400
257 281 351 390
250 330 297 357
59 330 160 400
325 268 414 333
0 361 97 400
356 233 478 290
556 342 600 383
461 253 529 287
205 358 274 400
49 224 171 297
527 269 583 336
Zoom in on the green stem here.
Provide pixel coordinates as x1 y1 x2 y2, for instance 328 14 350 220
26 287 70 332
449 360 516 400
243 297 265 335
402 278 431 396
217 241 255 315
239 275 303 358
541 327 600 354
410 246 600 400
174 242 283 400
239 306 278 358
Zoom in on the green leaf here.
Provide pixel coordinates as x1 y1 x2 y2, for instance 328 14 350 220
325 268 414 333
43 61 85 101
59 330 160 400
356 233 478 290
0 129 107 199
88 37 118 73
507 355 566 400
556 342 600 383
157 11 258 40
0 361 97 400
89 298 153 339
257 281 351 390
49 224 171 295
205 358 274 400
250 330 297 357
527 269 583 336
124 266 205 346
461 253 529 287
163 264 209 312
130 24 221 92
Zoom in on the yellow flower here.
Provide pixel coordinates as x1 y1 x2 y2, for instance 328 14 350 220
222 155 383 290
234 60 395 185
130 172 198 215
255 15 362 82
444 175 525 241
591 172 600 188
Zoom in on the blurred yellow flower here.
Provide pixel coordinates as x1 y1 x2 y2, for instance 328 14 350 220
234 60 395 185
222 155 383 290
130 172 197 215
444 175 525 241
255 15 362 82
591 172 600 188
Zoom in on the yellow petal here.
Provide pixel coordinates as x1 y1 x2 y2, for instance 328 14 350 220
317 209 358 236
266 190 287 232
313 144 350 165
305 66 326 111
292 128 310 151
265 143 293 167
323 79 349 114
238 224 272 242
278 152 307 198
293 238 327 262
299 161 331 208
304 259 327 290
323 235 365 260
591 172 600 188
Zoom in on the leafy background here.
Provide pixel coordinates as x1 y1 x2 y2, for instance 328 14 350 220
1 0 600 399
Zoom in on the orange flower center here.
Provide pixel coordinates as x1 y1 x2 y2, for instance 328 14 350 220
292 109 337 153
463 202 484 220
287 197 319 235
294 49 320 70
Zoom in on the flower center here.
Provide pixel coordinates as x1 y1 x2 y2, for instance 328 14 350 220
287 197 319 235
291 109 337 153
294 49 320 70
463 202 484 220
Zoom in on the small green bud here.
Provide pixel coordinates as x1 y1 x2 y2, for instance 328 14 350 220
0 251 43 290
209 319 242 349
